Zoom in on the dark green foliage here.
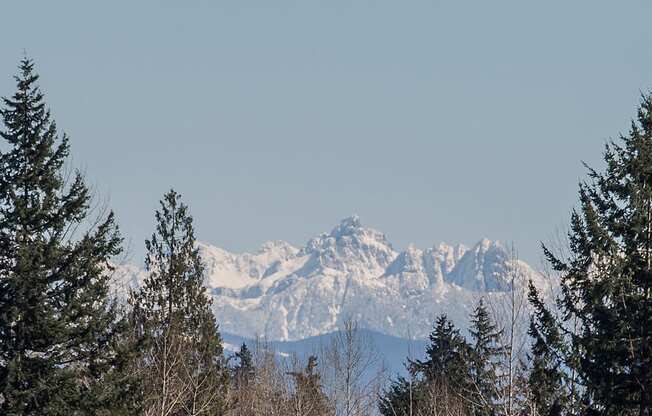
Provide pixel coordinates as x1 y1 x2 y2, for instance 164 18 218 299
233 342 255 387
129 190 226 415
468 298 503 416
0 59 124 414
378 375 426 416
380 315 474 416
412 314 472 389
531 94 652 415
141 190 223 360
527 281 569 416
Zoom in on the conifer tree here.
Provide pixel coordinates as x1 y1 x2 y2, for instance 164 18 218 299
0 59 124 414
468 299 503 416
379 315 473 415
233 342 255 388
378 375 425 416
527 282 568 416
413 314 471 391
530 94 652 415
130 190 226 416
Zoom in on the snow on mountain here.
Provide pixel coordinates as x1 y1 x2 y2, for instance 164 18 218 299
200 240 299 289
113 216 546 341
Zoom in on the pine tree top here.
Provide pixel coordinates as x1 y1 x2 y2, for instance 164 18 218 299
0 58 124 414
534 92 652 414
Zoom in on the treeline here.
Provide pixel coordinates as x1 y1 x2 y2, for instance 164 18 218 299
0 60 651 415
379 298 529 416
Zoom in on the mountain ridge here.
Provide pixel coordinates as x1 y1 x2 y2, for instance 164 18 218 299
114 216 545 341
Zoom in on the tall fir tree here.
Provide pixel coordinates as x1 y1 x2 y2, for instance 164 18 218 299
412 314 472 390
380 315 473 415
0 59 124 414
468 298 503 416
129 190 226 416
233 342 255 388
530 93 652 415
527 281 569 416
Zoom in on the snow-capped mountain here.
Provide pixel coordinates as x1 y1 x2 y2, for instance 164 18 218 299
114 216 545 341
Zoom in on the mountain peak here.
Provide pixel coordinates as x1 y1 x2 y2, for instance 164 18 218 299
297 216 396 275
447 238 513 291
330 215 362 238
474 237 505 251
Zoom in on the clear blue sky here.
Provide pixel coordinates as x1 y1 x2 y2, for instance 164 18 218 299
1 1 651 266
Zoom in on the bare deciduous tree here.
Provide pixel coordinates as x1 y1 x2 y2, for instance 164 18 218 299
417 380 471 416
320 319 386 416
141 324 190 416
479 245 531 416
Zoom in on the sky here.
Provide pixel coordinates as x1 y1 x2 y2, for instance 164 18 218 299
1 1 651 267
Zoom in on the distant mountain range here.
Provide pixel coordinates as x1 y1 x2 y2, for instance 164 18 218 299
113 216 547 343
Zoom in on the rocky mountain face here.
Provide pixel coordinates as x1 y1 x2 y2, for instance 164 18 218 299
114 216 544 341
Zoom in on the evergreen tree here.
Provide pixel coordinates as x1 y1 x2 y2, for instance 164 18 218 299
130 190 226 416
233 342 255 388
0 59 124 414
468 298 503 416
380 314 483 415
380 315 473 415
527 282 568 416
531 94 652 415
412 314 471 390
378 375 426 416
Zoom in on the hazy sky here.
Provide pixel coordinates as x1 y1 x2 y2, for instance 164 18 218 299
1 1 651 266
